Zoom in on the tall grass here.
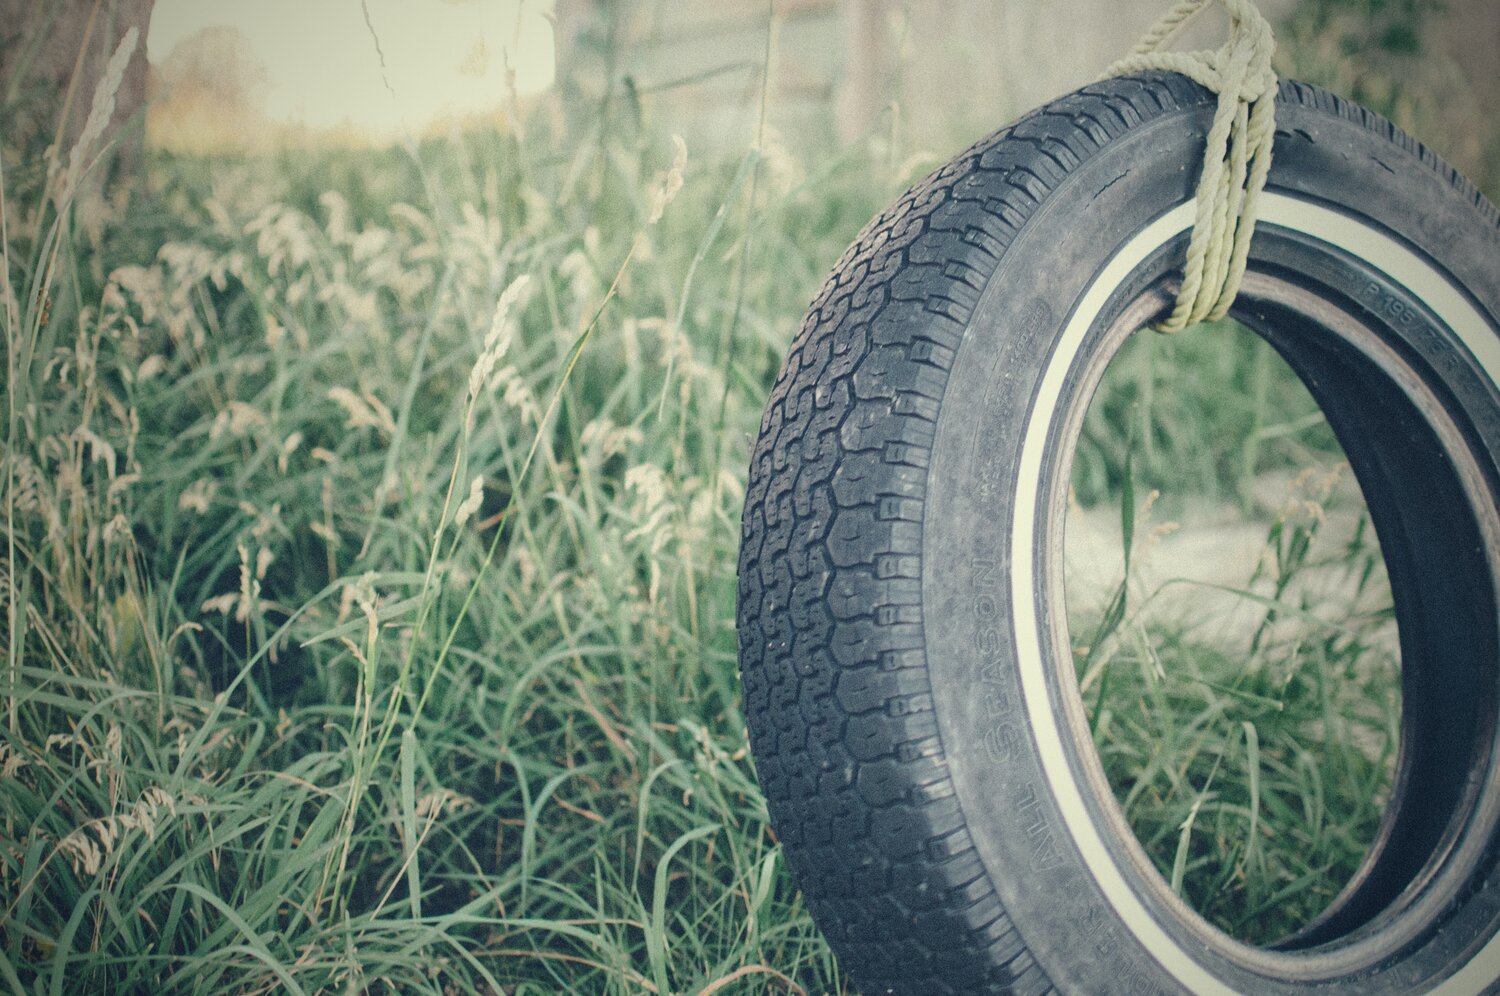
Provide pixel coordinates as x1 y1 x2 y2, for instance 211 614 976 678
0 21 906 990
1069 323 1401 945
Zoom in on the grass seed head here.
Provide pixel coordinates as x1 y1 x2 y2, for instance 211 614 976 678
453 475 485 528
647 134 688 224
55 27 139 208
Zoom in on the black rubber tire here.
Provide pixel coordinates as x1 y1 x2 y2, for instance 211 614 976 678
737 72 1500 995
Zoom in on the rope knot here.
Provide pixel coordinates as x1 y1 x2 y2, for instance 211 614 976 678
1103 0 1279 332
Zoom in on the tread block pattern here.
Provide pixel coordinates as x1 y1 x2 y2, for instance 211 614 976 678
736 72 1210 996
737 70 1488 994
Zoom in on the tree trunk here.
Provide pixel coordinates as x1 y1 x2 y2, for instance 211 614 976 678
1 0 155 204
835 0 890 144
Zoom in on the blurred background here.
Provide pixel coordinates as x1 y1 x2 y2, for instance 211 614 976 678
5 1 1497 183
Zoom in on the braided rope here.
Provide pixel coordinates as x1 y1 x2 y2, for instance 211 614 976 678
1104 0 1278 333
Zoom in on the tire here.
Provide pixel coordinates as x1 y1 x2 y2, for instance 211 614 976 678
736 71 1500 995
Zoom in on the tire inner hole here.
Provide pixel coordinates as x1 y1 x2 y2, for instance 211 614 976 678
1063 317 1401 947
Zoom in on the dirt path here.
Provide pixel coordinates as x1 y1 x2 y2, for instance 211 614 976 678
1063 468 1400 657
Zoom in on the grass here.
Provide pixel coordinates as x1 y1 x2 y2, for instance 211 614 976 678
1 5 1488 992
2 36 891 992
1069 323 1402 946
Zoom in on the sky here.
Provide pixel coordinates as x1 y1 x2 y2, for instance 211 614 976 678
146 0 556 136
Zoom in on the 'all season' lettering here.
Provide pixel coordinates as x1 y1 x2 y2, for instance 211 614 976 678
971 556 1023 764
970 557 1013 718
972 557 1062 871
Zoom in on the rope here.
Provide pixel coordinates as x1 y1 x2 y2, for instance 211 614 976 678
1104 0 1278 333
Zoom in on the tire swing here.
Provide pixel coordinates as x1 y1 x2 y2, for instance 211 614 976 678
737 0 1500 992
